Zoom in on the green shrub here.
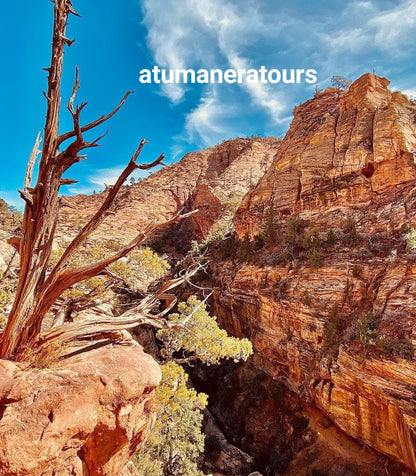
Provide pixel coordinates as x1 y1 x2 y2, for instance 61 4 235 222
342 216 360 245
310 250 324 268
352 264 363 278
286 214 302 240
326 229 337 246
302 227 322 250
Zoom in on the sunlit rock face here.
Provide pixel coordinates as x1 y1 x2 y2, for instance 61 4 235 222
214 74 416 472
235 73 416 237
0 338 161 475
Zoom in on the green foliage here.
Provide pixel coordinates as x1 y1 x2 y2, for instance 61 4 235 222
157 296 253 365
302 227 321 250
49 244 169 312
134 362 207 476
375 335 414 360
354 312 379 347
0 288 14 328
286 214 302 241
325 229 337 246
405 227 416 251
309 250 324 268
341 216 360 245
109 247 170 292
189 219 235 258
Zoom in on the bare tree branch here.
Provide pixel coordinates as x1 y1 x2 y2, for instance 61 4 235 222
24 132 42 191
57 91 133 147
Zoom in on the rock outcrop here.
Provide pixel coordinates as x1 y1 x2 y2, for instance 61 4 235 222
58 137 281 243
235 74 416 236
213 74 416 472
0 336 161 475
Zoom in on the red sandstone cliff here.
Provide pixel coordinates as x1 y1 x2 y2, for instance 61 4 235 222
0 333 161 475
213 74 416 473
58 136 281 244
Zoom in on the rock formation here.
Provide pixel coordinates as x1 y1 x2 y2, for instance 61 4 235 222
214 74 416 472
0 334 161 475
58 136 281 244
2 73 416 474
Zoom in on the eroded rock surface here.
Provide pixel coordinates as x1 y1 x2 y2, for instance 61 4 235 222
213 74 416 473
0 337 161 475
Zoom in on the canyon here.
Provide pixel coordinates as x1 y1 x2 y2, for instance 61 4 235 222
1 73 416 474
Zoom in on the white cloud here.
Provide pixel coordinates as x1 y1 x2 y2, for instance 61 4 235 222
369 0 416 52
87 166 125 188
141 0 290 144
185 87 242 145
141 0 416 148
402 89 416 100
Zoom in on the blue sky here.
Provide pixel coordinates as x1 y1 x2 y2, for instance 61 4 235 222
1 0 416 209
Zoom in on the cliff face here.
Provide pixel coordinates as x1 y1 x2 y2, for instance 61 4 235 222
214 74 416 472
235 74 416 235
59 136 281 244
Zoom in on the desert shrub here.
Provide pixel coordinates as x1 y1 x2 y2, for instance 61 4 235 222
351 264 363 278
273 278 290 300
157 296 253 366
331 75 352 89
342 216 360 245
405 227 416 251
286 214 302 241
354 312 380 361
310 250 324 268
0 288 14 328
134 362 207 476
354 312 379 346
390 338 414 360
302 227 322 250
326 229 337 246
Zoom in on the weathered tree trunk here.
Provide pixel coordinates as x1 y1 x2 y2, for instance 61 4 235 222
0 0 72 359
0 0 195 361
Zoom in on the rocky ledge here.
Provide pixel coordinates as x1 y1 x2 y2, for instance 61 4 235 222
0 336 161 475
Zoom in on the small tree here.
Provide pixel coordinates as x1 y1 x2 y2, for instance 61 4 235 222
135 297 253 476
331 75 352 90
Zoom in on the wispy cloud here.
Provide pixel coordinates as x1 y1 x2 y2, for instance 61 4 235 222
141 0 290 145
141 0 416 148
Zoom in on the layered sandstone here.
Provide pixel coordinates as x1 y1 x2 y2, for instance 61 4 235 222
235 74 416 236
213 74 416 472
58 136 281 243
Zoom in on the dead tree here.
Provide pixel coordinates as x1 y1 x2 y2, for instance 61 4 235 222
0 0 194 361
